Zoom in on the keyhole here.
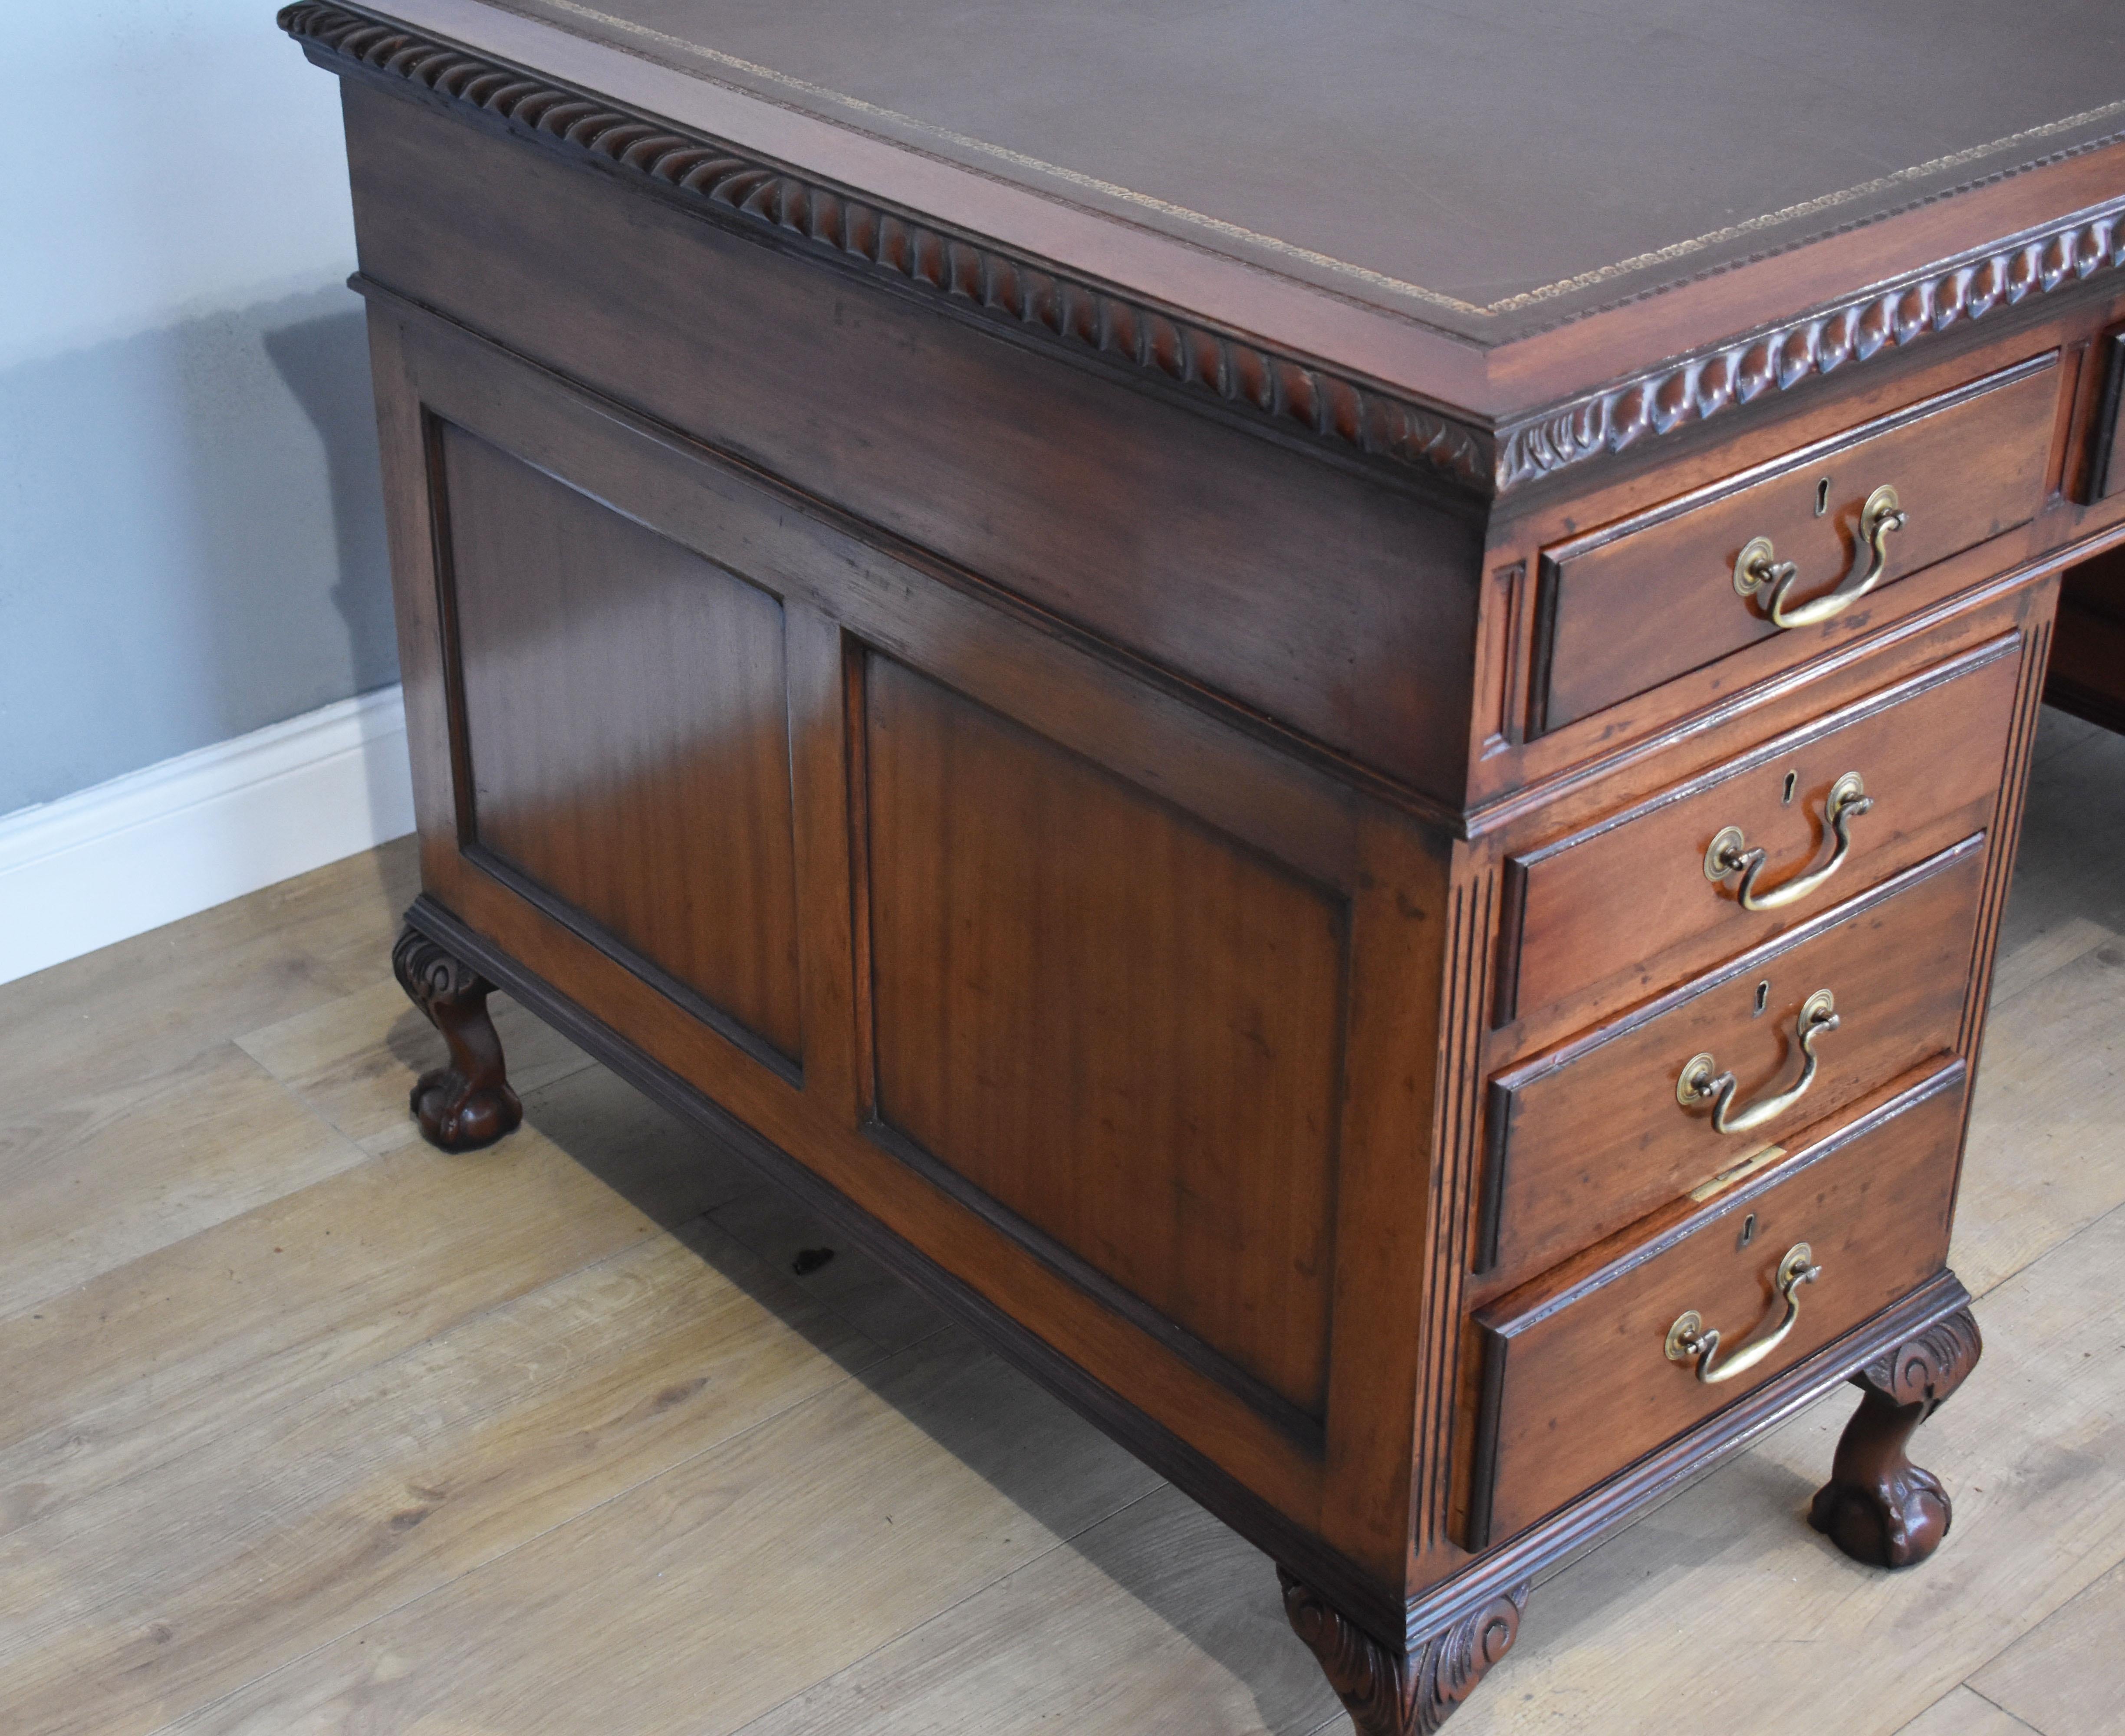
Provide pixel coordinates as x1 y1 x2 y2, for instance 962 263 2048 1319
1739 1212 1758 1249
1814 478 1831 516
1781 769 1798 805
1755 980 1770 1016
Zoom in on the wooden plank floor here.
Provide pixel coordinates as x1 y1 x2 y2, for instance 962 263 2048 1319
1 708 2118 1736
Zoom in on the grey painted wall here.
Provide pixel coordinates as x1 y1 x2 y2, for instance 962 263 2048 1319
2 3 396 817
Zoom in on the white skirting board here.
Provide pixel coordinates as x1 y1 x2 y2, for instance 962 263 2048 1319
0 686 417 987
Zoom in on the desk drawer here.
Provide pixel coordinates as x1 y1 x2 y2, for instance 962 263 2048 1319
1500 637 2021 1029
1469 1069 1964 1549
1481 838 1983 1283
1534 354 2056 736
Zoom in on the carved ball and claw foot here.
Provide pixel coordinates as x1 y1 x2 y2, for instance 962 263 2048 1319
391 924 523 1151
1280 1569 1530 1736
1809 1306 1983 1568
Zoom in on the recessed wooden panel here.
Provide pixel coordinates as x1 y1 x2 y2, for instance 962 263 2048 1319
438 422 805 1064
864 655 1346 1419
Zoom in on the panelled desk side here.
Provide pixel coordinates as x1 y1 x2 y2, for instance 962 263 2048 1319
286 6 2125 1729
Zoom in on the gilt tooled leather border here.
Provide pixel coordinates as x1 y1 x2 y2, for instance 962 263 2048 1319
284 2 2125 496
279 0 1493 492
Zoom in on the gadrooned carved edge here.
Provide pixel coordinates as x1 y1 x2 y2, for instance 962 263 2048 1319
1497 212 2125 488
285 5 2125 495
391 924 490 1018
1280 1568 1529 1736
1854 1305 1984 1417
278 0 1492 492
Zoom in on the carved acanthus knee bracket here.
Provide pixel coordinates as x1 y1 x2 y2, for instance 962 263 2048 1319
1280 1569 1528 1736
1809 1305 1982 1569
391 923 523 1152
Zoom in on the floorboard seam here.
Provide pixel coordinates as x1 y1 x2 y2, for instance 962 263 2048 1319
1964 1190 2125 1304
2 1200 899 1558
128 1332 1096 1735
0 1041 376 1328
719 1479 1176 1736
1965 1684 2048 1734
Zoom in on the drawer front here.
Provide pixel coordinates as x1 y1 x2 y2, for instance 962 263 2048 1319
1534 354 2056 736
1469 1069 1964 1549
1501 636 2021 1029
1482 838 1983 1284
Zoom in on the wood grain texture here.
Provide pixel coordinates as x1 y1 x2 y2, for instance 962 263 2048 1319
1472 1073 1966 1548
0 836 417 1116
0 708 2114 1733
865 654 1346 1419
1967 1557 2125 1736
1535 356 2056 734
372 293 1457 1594
1809 1307 1983 1569
0 1062 751 1542
737 1484 1341 1736
364 232 2079 1666
1500 636 2020 1034
1953 610 2059 1072
158 1332 1161 1736
340 82 1485 806
234 973 591 1155
1954 934 2125 1296
1447 1185 2125 1735
2047 542 2125 732
1411 851 1502 1562
440 421 806 1065
1484 842 1985 1284
0 1217 888 1736
1895 1688 2046 1736
1997 712 2125 960
267 20 2125 1720
0 1043 372 1321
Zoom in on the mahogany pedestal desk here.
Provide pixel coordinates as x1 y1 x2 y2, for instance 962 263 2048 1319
288 4 2125 1726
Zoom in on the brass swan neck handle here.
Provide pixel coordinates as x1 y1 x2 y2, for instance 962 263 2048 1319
1734 484 1906 629
1666 1243 1822 1384
1677 989 1839 1136
1705 771 1874 911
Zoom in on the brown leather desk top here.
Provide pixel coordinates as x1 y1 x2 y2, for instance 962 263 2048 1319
298 0 2125 480
481 0 2125 339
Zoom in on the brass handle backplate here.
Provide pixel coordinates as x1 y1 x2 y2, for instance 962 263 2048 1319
1704 771 1873 911
1667 1243 1822 1384
1734 484 1906 628
1678 989 1839 1136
